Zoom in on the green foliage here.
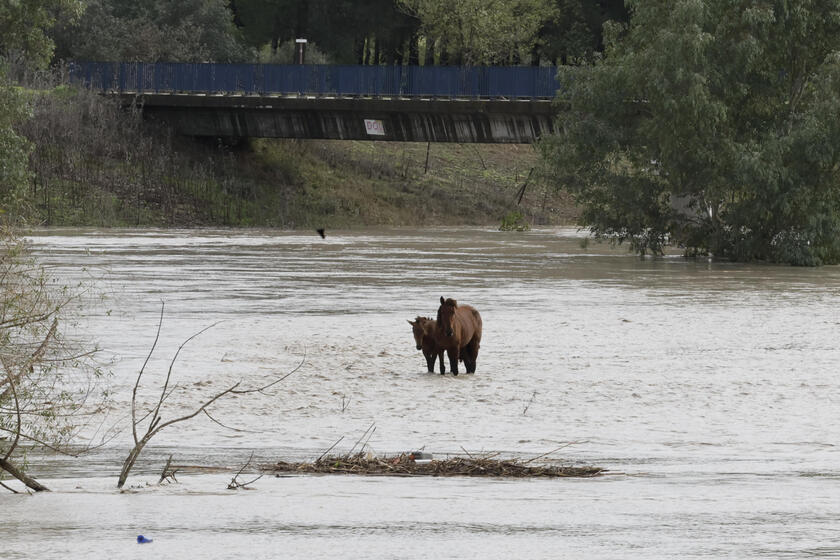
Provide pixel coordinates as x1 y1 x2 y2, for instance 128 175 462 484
544 0 840 264
45 0 628 67
234 0 305 52
399 0 555 65
0 67 33 220
0 0 82 69
499 210 531 231
7 81 573 229
236 0 419 65
1 227 109 484
54 0 251 62
535 0 630 65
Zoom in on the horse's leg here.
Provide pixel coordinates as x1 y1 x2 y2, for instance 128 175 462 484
438 350 446 374
465 341 478 373
462 345 475 374
448 348 459 376
425 351 435 373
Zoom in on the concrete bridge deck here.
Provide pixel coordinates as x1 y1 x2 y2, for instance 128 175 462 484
118 92 556 143
76 62 561 143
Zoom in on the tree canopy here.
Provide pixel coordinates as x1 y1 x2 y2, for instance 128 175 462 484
0 0 82 68
543 0 840 265
54 0 251 63
44 0 626 66
398 0 554 65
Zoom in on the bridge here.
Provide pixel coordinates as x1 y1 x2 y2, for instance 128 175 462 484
72 62 561 143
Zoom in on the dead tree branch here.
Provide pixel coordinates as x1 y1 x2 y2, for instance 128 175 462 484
227 452 263 490
117 303 302 489
159 454 177 484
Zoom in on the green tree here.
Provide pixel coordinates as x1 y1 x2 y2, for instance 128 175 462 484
543 0 840 265
56 0 250 62
533 0 630 65
235 0 419 65
234 0 304 58
0 67 32 219
399 0 555 65
1 228 110 492
0 0 82 68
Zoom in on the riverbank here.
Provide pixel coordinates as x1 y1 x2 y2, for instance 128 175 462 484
12 85 577 229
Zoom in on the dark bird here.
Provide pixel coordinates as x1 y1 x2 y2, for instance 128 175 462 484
316 228 326 239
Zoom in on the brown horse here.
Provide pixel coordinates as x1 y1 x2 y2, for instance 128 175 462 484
435 296 482 375
408 317 446 374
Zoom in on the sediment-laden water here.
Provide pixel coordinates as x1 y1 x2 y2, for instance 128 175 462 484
4 227 840 559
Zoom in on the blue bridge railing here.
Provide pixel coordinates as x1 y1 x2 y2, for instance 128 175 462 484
70 62 560 99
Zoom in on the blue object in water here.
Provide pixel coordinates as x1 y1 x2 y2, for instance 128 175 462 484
137 535 153 544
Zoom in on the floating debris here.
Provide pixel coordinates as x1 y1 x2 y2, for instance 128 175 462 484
267 453 603 478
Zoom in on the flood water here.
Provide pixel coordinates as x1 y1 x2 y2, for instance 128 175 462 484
5 227 840 559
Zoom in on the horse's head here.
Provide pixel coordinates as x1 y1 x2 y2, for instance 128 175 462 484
408 317 425 350
437 296 458 337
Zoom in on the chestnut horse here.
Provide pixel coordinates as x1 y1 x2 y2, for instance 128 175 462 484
408 317 446 374
436 296 482 375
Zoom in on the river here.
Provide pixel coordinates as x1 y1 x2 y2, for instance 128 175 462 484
4 227 840 559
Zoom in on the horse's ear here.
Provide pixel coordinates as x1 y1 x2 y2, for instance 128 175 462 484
407 319 416 326
440 296 445 305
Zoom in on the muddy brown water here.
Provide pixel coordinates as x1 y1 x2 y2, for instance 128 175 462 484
4 227 840 559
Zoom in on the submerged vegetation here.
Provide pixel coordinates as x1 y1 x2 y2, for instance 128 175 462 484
499 210 532 232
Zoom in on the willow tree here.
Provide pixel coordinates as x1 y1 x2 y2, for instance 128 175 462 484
544 0 840 265
1 230 110 492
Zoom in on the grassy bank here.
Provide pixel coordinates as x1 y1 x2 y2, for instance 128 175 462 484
12 85 577 228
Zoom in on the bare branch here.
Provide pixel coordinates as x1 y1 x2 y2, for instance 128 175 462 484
132 302 164 445
0 425 85 456
0 309 59 331
231 347 306 395
117 309 298 489
0 318 58 401
149 382 241 439
345 423 376 458
0 457 49 492
203 409 264 434
227 452 263 490
522 441 585 465
316 436 345 463
150 319 221 427
1 365 23 461
0 480 20 494
159 454 177 484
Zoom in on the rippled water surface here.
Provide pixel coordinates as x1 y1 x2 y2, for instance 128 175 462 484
5 227 840 559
